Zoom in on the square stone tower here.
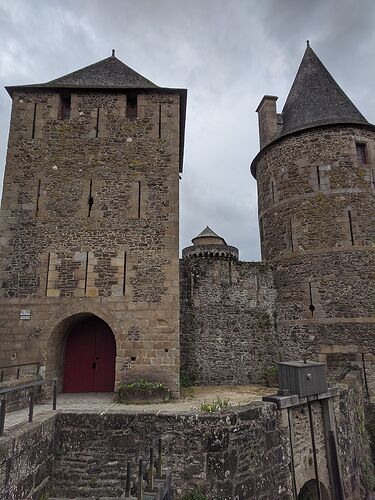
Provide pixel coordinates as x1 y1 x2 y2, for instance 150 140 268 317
0 52 186 396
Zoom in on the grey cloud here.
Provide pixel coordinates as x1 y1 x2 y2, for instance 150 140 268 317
0 0 374 260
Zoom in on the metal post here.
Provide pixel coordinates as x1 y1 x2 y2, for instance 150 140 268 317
125 461 131 497
0 398 6 436
148 446 154 490
52 379 57 410
137 459 144 500
156 438 162 478
28 388 34 422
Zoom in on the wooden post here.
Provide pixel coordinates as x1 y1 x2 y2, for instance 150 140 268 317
156 438 162 478
0 398 6 436
148 446 154 490
125 461 131 497
28 388 34 422
52 379 57 410
137 459 143 500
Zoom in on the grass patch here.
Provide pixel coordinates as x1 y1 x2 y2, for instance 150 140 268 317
200 396 229 413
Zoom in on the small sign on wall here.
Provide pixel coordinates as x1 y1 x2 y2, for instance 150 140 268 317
20 309 31 320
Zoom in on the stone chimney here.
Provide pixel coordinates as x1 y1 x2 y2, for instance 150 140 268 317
256 95 279 149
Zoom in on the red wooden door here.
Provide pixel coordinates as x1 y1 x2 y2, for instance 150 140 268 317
63 318 116 393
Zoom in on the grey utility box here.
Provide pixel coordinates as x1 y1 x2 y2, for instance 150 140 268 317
278 361 328 397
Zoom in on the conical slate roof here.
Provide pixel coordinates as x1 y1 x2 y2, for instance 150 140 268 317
40 53 157 89
281 43 368 135
192 226 227 245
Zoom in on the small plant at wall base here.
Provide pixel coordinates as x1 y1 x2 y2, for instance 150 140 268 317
264 365 278 387
180 372 195 388
116 379 171 404
200 396 229 413
181 486 208 500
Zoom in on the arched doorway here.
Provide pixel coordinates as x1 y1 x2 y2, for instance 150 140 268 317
63 317 116 393
298 480 330 500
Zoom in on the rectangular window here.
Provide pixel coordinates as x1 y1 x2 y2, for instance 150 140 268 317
356 143 367 164
59 93 71 120
126 94 137 120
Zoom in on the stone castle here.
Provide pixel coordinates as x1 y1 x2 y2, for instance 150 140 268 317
0 43 373 396
0 43 375 500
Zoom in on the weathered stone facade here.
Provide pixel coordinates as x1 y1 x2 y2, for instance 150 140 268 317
180 256 277 385
179 46 375 390
0 384 372 499
0 56 186 395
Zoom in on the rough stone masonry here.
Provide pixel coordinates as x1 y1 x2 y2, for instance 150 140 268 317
0 54 187 395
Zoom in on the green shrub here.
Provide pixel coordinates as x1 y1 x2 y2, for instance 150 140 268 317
180 372 195 388
200 396 229 413
264 365 278 378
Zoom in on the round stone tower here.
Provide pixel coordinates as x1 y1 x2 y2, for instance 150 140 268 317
251 44 375 363
182 225 239 261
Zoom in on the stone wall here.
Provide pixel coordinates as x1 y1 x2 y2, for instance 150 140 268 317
0 415 57 500
180 257 277 385
0 384 373 499
0 87 183 394
252 124 375 365
52 403 292 499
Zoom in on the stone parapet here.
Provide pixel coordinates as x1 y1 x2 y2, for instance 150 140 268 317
182 244 239 260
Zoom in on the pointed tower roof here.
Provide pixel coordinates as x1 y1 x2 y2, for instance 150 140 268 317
7 52 158 91
281 42 368 135
45 53 158 89
183 226 239 260
192 226 227 245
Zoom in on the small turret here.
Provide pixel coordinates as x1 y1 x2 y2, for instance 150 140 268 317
182 226 239 260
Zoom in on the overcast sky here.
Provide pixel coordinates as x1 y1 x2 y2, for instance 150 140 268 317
1 0 374 261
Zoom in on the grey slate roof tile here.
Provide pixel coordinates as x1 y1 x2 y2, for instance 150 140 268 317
281 44 368 135
37 55 157 89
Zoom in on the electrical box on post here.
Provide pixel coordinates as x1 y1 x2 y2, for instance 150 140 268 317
278 361 328 397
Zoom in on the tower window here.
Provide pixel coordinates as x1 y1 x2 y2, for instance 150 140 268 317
356 143 367 164
126 94 137 120
59 93 71 120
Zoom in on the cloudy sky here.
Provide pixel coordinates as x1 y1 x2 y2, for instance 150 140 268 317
1 0 374 260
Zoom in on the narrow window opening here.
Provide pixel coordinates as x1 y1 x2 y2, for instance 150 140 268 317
123 251 127 296
59 93 71 120
228 260 232 285
45 252 51 296
308 282 315 318
126 94 137 120
84 252 89 296
158 104 162 138
356 143 367 164
138 181 141 218
289 219 294 252
31 103 37 139
348 210 355 246
372 170 375 190
35 179 41 217
95 107 100 138
259 217 264 241
88 180 94 217
316 166 321 189
271 181 275 203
